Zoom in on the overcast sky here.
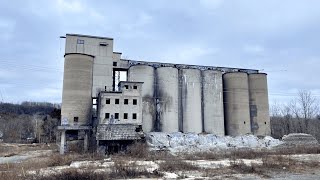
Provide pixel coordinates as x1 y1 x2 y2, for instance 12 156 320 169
0 0 320 104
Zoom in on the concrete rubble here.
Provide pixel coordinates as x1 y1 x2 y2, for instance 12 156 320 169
281 133 319 147
146 132 283 153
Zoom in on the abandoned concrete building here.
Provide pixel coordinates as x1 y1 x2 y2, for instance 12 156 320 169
58 34 271 154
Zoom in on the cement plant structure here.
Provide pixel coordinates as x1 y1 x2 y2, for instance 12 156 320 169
58 34 271 154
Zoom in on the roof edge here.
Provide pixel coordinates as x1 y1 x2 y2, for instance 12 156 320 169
66 33 113 40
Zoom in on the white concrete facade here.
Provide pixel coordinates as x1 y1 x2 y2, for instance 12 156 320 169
98 82 143 125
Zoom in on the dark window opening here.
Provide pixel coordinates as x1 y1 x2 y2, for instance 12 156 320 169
105 113 110 119
124 85 129 89
99 42 108 46
133 86 137 89
132 113 137 120
113 62 117 66
115 99 119 104
124 113 128 119
115 113 119 119
74 117 79 122
106 99 110 104
264 122 267 125
77 39 84 44
124 99 128 105
133 99 137 105
244 121 246 124
135 125 142 132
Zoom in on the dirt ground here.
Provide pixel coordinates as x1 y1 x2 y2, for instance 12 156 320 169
0 142 319 179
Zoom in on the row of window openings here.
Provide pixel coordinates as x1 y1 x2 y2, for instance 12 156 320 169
105 113 137 119
123 85 138 89
106 99 137 105
77 39 108 46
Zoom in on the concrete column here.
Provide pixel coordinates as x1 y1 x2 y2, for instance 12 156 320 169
60 130 66 155
84 131 89 153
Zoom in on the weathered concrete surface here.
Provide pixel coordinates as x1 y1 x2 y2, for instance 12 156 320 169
182 69 202 133
129 65 155 132
203 70 224 135
61 54 93 126
249 73 271 136
223 72 251 136
157 67 179 132
96 124 143 140
98 82 143 125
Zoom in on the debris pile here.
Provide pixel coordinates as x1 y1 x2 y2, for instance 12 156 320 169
282 133 319 147
146 132 282 153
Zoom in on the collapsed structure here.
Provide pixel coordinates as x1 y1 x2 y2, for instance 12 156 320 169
58 34 270 154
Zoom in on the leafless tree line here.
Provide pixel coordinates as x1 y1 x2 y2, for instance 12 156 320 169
271 90 319 120
270 90 320 141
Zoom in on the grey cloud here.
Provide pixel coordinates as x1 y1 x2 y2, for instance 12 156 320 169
0 0 320 104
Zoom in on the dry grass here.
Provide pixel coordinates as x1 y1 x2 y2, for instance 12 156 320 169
112 141 174 161
1 141 320 179
158 158 200 172
34 169 106 180
109 160 162 179
124 141 149 159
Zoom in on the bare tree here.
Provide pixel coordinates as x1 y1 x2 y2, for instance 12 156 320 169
288 99 301 119
297 90 319 120
270 101 282 117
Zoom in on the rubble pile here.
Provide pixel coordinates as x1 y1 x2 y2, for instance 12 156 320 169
146 132 282 153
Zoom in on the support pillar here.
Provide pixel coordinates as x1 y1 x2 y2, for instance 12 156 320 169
84 131 89 153
60 130 66 155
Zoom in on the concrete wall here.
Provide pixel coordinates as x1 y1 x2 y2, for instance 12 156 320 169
248 73 271 136
157 67 179 132
203 70 224 135
61 54 93 126
181 69 202 133
223 72 251 136
65 34 128 97
128 65 155 132
98 82 143 125
62 34 271 136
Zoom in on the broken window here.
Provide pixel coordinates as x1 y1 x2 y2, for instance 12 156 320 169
124 113 128 119
124 99 128 105
74 117 79 122
106 98 110 104
105 113 110 119
115 99 119 104
133 99 137 105
132 113 137 120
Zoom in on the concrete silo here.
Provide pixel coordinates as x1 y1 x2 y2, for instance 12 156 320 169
223 72 251 136
157 67 179 132
128 65 155 132
181 69 202 133
61 53 94 126
202 70 224 135
248 73 271 136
